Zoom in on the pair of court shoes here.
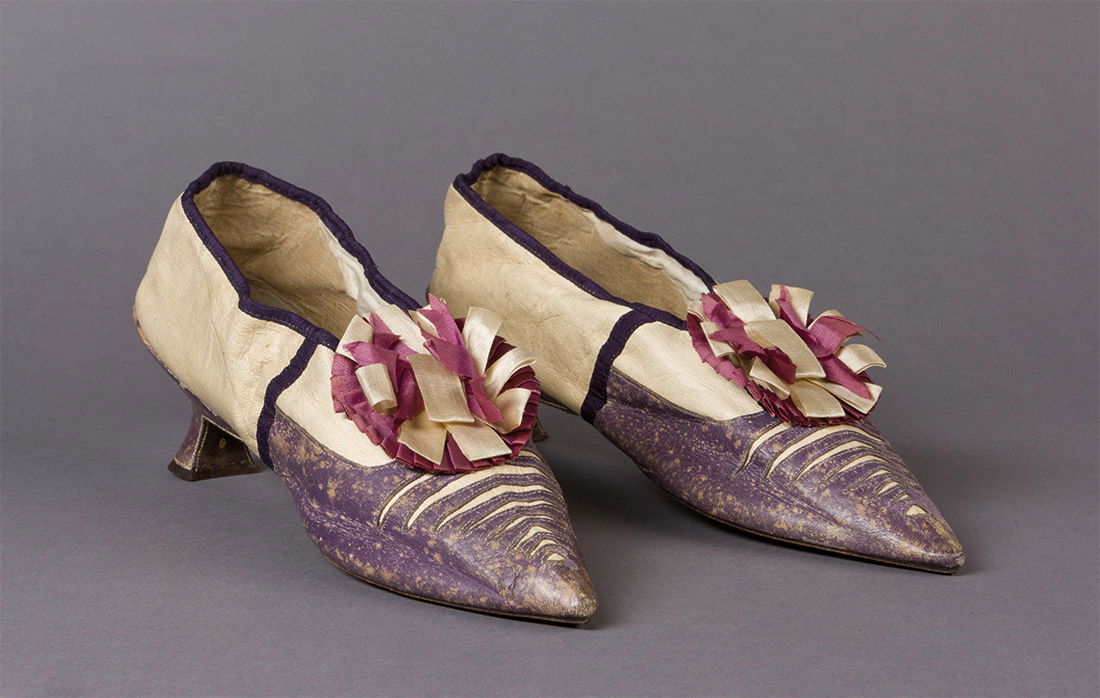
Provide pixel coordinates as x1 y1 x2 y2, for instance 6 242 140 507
134 154 964 624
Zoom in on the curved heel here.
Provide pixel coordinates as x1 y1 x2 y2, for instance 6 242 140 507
169 404 261 481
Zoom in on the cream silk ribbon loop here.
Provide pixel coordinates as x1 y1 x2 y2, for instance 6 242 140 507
837 343 886 375
354 363 397 412
768 284 814 325
398 411 448 464
747 357 791 399
336 315 374 360
406 354 476 424
699 320 737 359
713 280 775 322
374 304 427 353
461 306 503 376
483 346 535 397
742 319 826 379
788 382 846 419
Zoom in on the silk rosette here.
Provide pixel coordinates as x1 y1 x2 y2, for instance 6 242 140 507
331 295 539 474
687 280 886 426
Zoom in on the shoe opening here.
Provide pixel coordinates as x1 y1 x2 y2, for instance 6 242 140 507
463 155 710 318
187 163 410 338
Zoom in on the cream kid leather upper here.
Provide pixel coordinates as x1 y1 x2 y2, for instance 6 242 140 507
134 162 602 617
135 169 398 467
431 161 761 420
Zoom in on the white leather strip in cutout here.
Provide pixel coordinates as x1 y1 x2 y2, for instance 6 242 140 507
582 210 708 303
405 464 547 527
325 223 388 317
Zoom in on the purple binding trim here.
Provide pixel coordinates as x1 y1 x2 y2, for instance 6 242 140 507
181 161 420 351
179 161 419 464
452 153 713 330
257 339 317 466
453 153 719 418
579 309 654 423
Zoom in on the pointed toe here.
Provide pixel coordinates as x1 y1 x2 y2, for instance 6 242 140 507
592 370 963 571
268 420 596 620
452 459 598 621
502 560 598 622
805 486 966 572
880 499 965 572
797 434 966 572
900 533 965 573
754 421 966 571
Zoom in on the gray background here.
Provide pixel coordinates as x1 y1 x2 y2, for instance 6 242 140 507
1 2 1097 696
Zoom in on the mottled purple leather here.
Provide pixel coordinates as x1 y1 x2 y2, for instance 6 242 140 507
594 369 964 572
265 411 597 621
138 291 596 621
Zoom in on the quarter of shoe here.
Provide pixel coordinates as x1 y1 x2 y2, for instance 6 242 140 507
429 153 964 573
134 162 597 621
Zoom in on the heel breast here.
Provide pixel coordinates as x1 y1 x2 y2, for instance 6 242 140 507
169 406 261 481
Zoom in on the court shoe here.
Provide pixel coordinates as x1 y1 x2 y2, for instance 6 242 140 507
428 153 964 573
134 161 597 620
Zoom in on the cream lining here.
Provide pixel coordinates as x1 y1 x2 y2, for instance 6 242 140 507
470 167 708 317
193 175 384 335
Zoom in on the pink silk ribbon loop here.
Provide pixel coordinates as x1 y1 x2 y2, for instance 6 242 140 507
688 280 886 426
330 295 540 474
